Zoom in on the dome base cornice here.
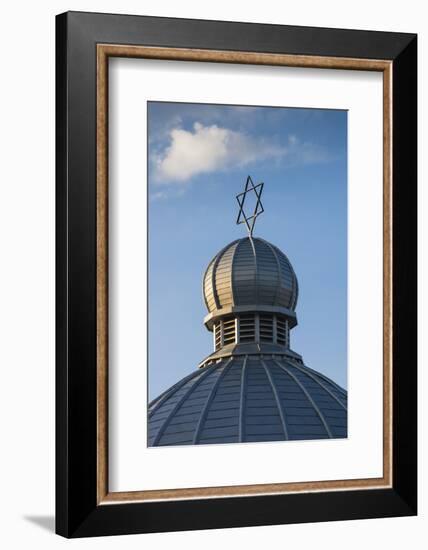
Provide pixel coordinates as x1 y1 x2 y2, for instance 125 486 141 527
204 304 297 330
198 343 303 369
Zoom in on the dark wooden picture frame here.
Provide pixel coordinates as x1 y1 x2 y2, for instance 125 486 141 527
56 11 417 538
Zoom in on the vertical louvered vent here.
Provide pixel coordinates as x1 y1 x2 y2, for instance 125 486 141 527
276 317 288 347
239 315 255 342
259 315 274 342
223 318 236 346
214 322 222 350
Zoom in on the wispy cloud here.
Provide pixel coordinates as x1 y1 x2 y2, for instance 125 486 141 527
150 122 330 184
152 122 288 183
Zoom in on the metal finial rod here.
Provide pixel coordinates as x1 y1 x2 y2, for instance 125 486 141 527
236 175 264 237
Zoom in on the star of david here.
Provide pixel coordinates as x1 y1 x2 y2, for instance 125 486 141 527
236 175 264 236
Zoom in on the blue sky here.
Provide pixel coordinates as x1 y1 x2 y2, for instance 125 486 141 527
148 102 347 400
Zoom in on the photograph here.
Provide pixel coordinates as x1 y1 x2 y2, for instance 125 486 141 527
50 9 417 538
147 102 348 446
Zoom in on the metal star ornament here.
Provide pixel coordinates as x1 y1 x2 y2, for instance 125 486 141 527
236 175 264 237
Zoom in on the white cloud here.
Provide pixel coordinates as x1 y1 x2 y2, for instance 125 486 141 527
151 122 332 187
153 122 287 183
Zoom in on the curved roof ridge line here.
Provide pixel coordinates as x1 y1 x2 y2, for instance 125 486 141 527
238 356 249 442
192 357 235 444
230 238 246 307
210 239 240 310
151 364 217 445
257 237 282 306
248 236 258 304
148 369 202 418
297 362 347 397
288 362 347 410
202 257 215 311
261 359 289 440
272 358 333 438
271 241 299 310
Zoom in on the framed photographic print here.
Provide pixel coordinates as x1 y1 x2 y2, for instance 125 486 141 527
56 11 417 538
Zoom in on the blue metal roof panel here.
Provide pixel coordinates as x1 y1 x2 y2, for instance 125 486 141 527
148 356 347 446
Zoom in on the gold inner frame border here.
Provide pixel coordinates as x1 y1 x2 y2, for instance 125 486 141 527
96 44 393 504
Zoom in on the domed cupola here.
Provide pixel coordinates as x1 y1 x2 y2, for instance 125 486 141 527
203 237 298 314
200 176 299 365
203 237 299 352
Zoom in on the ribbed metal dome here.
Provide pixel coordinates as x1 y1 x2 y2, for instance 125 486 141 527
148 356 347 446
203 237 298 314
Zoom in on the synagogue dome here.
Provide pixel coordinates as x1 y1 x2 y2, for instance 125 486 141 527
148 355 347 446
